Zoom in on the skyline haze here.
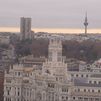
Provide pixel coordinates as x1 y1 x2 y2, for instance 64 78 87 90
0 0 101 33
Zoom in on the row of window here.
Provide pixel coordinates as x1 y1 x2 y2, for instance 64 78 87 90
75 88 101 93
15 72 21 76
62 96 68 100
15 72 33 77
73 96 100 101
71 74 89 78
6 87 11 96
14 87 20 96
23 88 32 97
89 80 101 84
62 88 68 92
5 98 11 101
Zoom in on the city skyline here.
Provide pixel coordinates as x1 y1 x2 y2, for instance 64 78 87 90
0 0 101 33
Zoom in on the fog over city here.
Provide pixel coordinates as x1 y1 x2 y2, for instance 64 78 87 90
0 0 101 28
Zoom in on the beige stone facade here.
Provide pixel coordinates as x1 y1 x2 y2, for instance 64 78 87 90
4 38 101 101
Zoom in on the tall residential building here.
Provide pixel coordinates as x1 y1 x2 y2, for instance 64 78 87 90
20 17 32 40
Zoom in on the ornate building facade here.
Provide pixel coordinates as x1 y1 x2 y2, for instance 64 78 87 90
4 38 101 101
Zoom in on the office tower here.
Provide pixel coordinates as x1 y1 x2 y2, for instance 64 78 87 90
20 17 31 40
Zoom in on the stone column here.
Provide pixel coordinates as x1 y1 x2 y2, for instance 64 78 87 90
11 86 15 101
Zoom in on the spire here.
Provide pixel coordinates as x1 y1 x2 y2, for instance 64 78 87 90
84 12 88 35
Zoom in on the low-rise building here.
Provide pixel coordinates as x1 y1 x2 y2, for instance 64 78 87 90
0 35 10 44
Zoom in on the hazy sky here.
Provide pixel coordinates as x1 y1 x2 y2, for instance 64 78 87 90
0 0 101 28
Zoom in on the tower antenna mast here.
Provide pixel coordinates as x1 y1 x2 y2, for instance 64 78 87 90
84 12 88 35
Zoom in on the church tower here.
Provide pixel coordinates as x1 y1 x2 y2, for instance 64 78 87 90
48 38 62 62
84 13 88 35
